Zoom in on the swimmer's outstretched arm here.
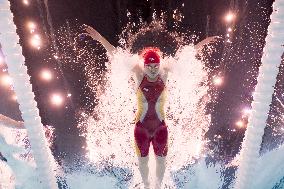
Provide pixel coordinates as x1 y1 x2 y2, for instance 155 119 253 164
84 25 116 56
83 25 143 81
194 36 220 54
159 36 220 82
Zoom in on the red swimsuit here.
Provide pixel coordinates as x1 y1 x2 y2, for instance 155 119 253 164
134 75 168 157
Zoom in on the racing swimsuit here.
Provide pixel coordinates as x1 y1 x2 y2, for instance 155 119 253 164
134 75 168 157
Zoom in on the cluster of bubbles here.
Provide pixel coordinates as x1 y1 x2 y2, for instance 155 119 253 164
50 15 220 186
77 21 214 186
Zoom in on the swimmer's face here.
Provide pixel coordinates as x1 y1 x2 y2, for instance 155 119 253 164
144 63 160 79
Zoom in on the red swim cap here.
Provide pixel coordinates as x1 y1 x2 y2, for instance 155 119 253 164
143 49 160 65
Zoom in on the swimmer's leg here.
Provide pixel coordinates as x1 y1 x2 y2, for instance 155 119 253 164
138 156 150 189
155 155 166 189
152 122 168 189
134 122 151 189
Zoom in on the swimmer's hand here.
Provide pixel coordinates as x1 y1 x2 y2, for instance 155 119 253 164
81 24 116 56
82 25 104 42
195 36 221 51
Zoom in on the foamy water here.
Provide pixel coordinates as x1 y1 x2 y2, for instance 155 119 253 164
78 43 211 188
0 123 37 189
0 119 57 189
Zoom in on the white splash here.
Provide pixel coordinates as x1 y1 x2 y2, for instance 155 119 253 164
0 114 57 189
81 44 211 187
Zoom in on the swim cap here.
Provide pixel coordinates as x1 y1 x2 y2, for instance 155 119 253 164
143 49 160 65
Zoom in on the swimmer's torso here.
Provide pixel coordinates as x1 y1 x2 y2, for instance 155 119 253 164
136 75 166 134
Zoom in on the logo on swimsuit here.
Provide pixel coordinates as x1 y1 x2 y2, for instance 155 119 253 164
143 87 149 92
